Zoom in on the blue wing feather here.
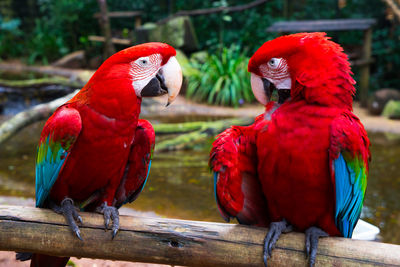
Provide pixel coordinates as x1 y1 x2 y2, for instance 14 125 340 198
35 106 81 208
334 153 366 238
35 137 69 207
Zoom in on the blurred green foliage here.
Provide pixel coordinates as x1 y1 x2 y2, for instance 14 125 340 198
0 15 23 58
26 0 95 64
187 45 252 107
0 0 398 93
0 0 98 64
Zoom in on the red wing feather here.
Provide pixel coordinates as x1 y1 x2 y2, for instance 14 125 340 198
113 119 155 208
210 116 270 227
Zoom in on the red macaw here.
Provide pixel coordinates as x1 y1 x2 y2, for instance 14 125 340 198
210 32 370 267
17 42 182 267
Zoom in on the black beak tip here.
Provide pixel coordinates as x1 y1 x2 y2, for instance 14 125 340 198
140 73 168 97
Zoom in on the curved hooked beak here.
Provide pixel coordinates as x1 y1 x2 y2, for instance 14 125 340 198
250 73 291 105
140 56 183 106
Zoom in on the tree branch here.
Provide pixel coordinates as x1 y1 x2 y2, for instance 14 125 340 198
0 91 79 145
382 0 400 22
157 0 268 24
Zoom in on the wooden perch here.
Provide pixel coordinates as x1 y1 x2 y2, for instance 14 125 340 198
0 205 399 266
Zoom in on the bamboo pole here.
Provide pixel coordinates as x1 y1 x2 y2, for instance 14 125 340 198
0 205 399 266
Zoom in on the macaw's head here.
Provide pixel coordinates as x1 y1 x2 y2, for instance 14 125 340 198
90 42 182 106
248 32 355 109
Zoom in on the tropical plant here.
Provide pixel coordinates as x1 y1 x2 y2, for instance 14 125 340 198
187 45 253 107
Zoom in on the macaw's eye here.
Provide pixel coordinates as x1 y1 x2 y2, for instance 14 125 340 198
136 57 150 67
268 58 281 69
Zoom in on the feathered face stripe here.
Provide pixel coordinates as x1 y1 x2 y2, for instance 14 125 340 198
130 53 163 95
130 53 162 81
258 58 292 90
259 58 290 82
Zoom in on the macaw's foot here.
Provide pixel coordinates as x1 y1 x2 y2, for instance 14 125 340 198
96 203 119 239
50 198 83 240
305 226 329 267
263 219 293 267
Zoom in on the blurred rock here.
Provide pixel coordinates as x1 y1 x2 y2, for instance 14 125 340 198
190 51 208 64
382 100 400 119
135 22 157 43
369 88 400 115
135 16 198 52
52 50 85 69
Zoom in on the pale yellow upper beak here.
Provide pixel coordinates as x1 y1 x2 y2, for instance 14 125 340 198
162 56 183 106
251 73 268 106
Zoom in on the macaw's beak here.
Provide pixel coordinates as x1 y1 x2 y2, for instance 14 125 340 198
250 73 291 105
251 73 269 106
140 56 182 106
262 79 290 104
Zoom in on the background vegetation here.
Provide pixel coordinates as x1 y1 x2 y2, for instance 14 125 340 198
187 46 252 107
0 0 399 94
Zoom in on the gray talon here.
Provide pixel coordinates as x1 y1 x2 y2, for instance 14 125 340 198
263 219 292 267
75 229 83 241
50 198 83 241
97 202 120 239
112 228 118 240
305 226 329 267
77 215 83 224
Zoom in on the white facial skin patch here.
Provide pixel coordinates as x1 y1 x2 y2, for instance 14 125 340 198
130 54 162 96
259 58 292 90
